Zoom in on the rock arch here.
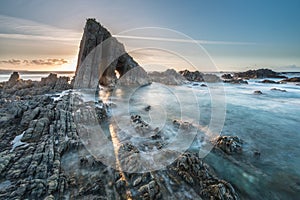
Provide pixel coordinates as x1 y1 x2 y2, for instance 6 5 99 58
74 19 150 89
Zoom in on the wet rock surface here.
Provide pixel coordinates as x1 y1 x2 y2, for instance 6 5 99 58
212 136 243 154
253 90 263 95
0 77 239 199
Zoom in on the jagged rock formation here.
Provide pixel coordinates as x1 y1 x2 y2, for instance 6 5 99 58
179 70 205 82
179 70 221 83
1 72 72 96
148 69 187 85
8 71 20 83
74 18 151 88
212 136 243 154
0 75 239 199
233 69 287 79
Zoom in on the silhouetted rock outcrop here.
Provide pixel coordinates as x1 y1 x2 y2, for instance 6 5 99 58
179 70 204 82
39 73 71 90
234 69 287 79
8 72 20 83
1 72 72 96
74 18 151 88
179 70 221 83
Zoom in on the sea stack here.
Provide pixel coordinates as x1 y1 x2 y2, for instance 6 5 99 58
74 18 151 88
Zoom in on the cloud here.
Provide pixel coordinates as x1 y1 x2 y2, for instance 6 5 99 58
113 35 257 46
0 59 68 66
0 15 81 43
0 59 21 65
0 15 255 46
0 15 256 48
272 64 300 72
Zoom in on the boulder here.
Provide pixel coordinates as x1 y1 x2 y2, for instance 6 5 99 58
253 90 263 95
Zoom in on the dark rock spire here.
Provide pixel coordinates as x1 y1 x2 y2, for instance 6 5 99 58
74 18 150 88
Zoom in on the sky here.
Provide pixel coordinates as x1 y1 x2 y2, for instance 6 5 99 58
0 0 299 72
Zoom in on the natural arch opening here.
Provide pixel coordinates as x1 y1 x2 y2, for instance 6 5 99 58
115 70 120 79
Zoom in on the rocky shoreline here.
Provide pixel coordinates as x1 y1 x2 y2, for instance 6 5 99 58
0 71 242 199
1 17 298 199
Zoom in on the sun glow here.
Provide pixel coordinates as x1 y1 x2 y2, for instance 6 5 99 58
54 57 77 71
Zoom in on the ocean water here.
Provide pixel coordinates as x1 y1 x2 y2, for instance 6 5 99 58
206 79 300 199
96 80 300 199
3 71 300 198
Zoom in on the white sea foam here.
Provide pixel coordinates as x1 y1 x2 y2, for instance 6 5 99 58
10 132 28 152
